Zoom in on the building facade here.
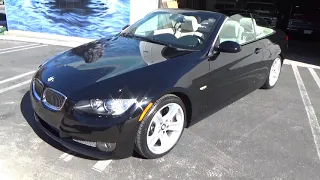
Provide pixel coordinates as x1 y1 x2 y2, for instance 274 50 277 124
4 0 159 39
4 0 246 39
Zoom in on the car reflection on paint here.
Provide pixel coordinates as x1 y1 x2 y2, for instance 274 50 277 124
30 9 285 159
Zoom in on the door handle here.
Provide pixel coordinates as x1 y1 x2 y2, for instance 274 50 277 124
254 48 262 54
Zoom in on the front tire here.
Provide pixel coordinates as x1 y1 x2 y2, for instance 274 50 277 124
135 94 186 159
261 55 283 89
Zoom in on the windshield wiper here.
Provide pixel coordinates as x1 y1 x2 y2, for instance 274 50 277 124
121 33 173 47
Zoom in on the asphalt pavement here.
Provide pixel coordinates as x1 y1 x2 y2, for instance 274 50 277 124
1 39 320 180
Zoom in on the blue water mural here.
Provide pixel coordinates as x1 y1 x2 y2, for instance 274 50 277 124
5 0 130 39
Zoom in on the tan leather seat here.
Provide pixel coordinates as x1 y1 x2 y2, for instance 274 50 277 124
239 17 261 42
175 16 204 39
219 20 244 44
153 28 175 35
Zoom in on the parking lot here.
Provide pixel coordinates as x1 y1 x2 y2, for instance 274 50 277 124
1 39 320 180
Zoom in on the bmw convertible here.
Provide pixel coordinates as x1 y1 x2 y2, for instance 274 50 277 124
30 9 285 159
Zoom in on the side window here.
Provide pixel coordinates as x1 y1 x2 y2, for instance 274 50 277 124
250 14 275 39
219 13 256 45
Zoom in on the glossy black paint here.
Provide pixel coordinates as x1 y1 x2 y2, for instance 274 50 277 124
30 9 284 159
218 41 241 53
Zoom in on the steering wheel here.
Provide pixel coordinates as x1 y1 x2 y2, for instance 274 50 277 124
195 35 205 44
173 22 181 34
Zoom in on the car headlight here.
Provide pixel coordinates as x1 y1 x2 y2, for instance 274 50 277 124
74 99 137 116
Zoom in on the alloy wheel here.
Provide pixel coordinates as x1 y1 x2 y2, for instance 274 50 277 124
269 57 282 87
146 103 185 155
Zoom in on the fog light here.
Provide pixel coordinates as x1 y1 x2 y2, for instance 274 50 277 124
96 142 116 152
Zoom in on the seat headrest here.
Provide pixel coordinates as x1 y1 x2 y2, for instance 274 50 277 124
220 20 240 38
181 16 199 32
239 18 255 32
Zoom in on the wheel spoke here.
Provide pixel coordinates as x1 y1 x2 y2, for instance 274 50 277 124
164 105 179 121
154 112 163 125
167 121 182 132
148 131 161 146
159 131 170 148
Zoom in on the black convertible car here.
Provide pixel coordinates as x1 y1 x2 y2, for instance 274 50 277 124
30 9 284 159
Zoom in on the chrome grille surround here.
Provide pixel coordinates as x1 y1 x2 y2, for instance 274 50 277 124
32 78 67 111
43 88 67 111
32 78 44 101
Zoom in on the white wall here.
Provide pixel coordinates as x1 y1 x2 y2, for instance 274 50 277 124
130 0 159 25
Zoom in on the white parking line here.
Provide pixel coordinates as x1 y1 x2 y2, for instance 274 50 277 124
285 59 320 70
0 44 48 55
59 153 68 159
308 68 320 90
92 160 113 173
59 153 74 162
0 80 31 94
292 65 320 160
0 71 36 85
0 43 40 52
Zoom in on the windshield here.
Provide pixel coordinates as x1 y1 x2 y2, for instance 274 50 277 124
245 3 276 13
121 11 219 50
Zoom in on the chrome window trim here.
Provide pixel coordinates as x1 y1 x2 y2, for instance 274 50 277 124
42 88 67 111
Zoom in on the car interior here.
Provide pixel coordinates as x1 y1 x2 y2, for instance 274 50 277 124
219 16 275 45
135 13 274 49
152 15 213 47
213 17 272 45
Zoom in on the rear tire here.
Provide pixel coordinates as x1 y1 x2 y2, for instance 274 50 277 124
261 55 282 89
134 94 186 159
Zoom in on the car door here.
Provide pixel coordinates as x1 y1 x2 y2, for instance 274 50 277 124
206 14 264 112
250 13 278 88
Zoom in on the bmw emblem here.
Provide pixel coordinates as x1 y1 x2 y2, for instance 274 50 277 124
47 76 55 83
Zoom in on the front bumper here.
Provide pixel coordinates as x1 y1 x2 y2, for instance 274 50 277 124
30 85 142 159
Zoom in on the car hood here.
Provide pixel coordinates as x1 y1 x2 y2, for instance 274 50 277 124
35 35 192 99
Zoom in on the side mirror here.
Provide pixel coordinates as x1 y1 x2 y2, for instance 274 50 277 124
122 25 129 30
217 41 241 53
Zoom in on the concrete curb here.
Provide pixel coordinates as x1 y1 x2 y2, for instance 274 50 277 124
0 30 96 47
0 35 88 47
